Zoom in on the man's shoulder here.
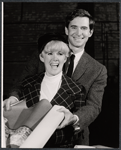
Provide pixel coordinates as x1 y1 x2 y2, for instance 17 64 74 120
84 52 106 69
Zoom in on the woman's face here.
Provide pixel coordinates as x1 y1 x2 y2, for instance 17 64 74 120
40 49 67 76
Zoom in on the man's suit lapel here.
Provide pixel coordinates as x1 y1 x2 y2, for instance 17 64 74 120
72 52 88 81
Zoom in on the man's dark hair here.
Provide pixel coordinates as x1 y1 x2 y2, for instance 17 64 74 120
65 9 95 30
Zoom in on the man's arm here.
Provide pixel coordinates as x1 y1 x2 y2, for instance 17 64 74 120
74 66 107 131
56 66 107 131
52 66 107 145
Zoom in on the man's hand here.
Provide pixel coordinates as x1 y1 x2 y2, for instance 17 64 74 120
57 106 77 129
3 96 18 111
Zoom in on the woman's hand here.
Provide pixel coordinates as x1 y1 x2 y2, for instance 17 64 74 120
3 96 18 111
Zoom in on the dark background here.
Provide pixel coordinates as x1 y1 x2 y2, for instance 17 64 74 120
3 2 119 148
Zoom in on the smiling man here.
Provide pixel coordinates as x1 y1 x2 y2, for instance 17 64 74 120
57 9 107 146
65 16 93 51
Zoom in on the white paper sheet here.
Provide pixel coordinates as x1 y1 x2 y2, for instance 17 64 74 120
20 105 64 148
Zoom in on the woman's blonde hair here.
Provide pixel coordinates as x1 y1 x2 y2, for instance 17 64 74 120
43 40 70 57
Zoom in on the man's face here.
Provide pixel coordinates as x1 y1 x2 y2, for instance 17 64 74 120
65 17 93 53
40 50 67 76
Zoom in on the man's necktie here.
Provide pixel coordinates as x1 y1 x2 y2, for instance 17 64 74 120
67 54 75 77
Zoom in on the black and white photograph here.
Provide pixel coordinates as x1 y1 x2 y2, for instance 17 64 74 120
1 2 119 148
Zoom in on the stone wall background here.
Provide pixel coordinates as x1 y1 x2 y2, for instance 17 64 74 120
3 2 119 148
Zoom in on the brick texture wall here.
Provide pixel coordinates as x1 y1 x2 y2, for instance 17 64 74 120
94 3 119 78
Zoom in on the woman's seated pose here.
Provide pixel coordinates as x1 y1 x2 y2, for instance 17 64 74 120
4 33 86 148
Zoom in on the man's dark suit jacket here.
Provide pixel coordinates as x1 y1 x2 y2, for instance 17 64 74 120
16 73 86 147
71 52 107 145
10 51 107 146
